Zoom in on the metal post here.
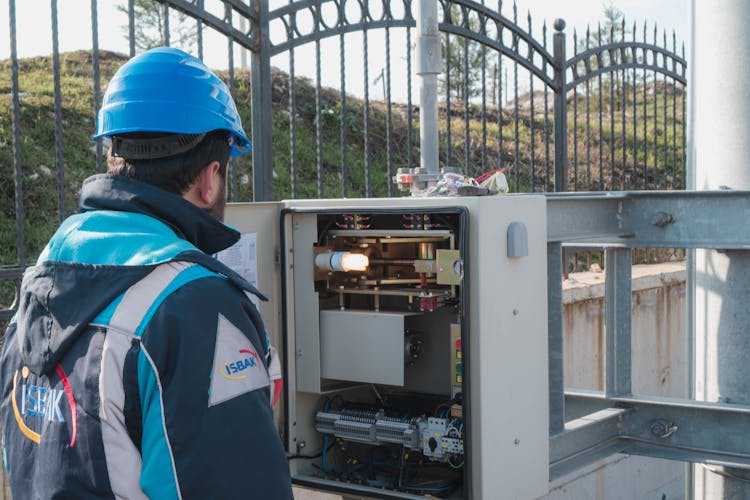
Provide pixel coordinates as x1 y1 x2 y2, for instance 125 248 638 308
416 0 441 177
548 242 565 435
552 19 567 192
604 248 632 397
250 0 274 201
690 0 750 496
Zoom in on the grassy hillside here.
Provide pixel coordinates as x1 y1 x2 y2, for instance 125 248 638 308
0 51 685 270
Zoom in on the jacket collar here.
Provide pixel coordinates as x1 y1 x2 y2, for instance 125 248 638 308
78 174 239 255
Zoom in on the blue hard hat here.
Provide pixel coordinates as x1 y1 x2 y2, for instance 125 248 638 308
93 47 251 156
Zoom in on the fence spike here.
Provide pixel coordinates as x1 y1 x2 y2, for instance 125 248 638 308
527 10 531 31
513 0 517 22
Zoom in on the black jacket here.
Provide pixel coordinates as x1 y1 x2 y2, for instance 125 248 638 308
0 174 293 499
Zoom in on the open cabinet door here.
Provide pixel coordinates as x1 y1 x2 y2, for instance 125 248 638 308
221 202 283 420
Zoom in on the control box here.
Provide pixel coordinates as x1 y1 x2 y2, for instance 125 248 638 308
223 195 549 499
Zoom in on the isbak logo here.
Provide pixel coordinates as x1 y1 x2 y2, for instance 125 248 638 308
11 365 77 446
220 349 261 380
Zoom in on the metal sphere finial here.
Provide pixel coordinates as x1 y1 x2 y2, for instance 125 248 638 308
554 18 566 31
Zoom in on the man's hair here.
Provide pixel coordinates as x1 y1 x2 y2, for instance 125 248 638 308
107 130 231 195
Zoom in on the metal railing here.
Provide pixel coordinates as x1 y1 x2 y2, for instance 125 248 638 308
1 0 686 325
546 191 750 479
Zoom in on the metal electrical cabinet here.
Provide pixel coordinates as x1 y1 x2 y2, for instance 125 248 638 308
223 195 549 499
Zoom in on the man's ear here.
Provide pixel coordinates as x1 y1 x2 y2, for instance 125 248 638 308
196 161 222 205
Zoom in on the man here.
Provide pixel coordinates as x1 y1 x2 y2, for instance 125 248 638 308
0 47 293 499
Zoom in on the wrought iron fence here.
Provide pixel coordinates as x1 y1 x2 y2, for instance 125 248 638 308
0 0 686 323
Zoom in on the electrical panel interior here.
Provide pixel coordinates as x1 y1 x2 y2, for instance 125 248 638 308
287 208 468 499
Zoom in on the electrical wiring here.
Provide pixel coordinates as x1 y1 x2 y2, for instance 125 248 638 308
446 454 464 469
321 434 332 473
434 402 450 417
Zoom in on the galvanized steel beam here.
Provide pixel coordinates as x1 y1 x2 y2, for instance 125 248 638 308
547 191 750 249
553 394 750 479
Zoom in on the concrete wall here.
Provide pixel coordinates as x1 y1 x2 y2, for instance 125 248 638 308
545 261 687 500
562 261 687 397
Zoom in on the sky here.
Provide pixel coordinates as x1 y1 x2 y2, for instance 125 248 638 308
0 0 688 103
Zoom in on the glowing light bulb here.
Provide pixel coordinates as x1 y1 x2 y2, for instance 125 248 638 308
315 252 369 272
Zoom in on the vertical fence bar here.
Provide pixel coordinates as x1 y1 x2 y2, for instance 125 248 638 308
51 0 65 223
315 37 323 197
385 26 393 196
552 19 566 192
339 27 348 197
250 0 273 201
226 4 237 201
162 2 170 45
363 26 371 197
621 20 626 190
604 248 632 397
91 0 103 173
128 0 135 57
609 25 615 190
662 31 668 189
572 30 578 191
597 25 603 190
407 24 414 170
498 1 504 172
463 20 470 173
528 13 535 190
543 21 550 190
585 28 591 189
289 4 298 199
512 2 519 191
446 30 452 168
548 242 565 434
585 29 591 189
642 23 647 189
9 0 25 265
672 32 677 188
681 43 686 188
651 26 657 189
632 22 637 190
481 12 487 175
197 0 204 60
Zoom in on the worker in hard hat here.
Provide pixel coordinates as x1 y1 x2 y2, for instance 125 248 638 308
0 47 293 499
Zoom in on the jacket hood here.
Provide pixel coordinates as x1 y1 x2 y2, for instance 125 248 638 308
15 174 243 374
79 174 240 255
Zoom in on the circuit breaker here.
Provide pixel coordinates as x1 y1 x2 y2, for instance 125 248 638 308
222 195 549 499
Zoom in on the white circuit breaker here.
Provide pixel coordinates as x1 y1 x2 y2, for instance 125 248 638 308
223 195 549 499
